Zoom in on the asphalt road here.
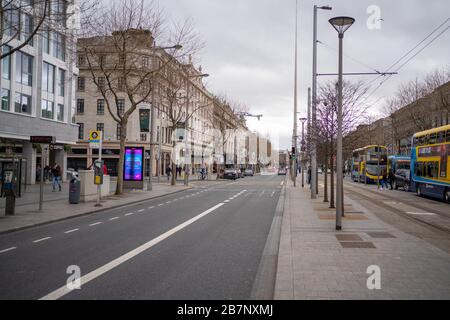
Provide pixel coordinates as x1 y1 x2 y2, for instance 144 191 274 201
0 174 284 300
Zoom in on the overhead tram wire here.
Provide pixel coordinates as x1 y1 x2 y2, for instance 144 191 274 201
359 17 450 108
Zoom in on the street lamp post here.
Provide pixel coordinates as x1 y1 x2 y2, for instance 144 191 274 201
292 0 300 187
312 4 332 199
184 72 209 186
329 16 355 231
299 117 307 188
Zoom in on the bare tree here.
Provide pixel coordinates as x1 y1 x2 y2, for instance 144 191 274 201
80 0 203 194
157 61 212 186
0 0 98 60
317 80 368 207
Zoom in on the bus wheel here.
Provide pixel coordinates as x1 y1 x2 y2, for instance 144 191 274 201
444 189 450 203
416 184 422 197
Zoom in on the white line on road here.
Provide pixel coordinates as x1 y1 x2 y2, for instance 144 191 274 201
280 181 284 186
0 247 17 254
89 222 102 226
39 202 225 300
166 201 171 204
32 237 51 243
109 217 119 221
406 212 437 216
224 200 230 203
64 228 79 234
148 206 155 209
137 209 145 212
125 212 134 216
158 204 163 206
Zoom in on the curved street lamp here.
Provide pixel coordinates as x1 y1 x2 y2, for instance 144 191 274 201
328 16 354 231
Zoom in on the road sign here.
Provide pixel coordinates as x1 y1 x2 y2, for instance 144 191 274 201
89 131 101 148
30 136 55 144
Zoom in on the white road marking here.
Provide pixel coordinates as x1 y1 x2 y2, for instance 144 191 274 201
224 200 230 203
271 191 275 197
125 212 134 216
148 206 155 209
32 237 51 243
158 204 163 206
137 209 145 212
280 181 284 186
0 247 17 254
166 201 171 204
89 222 102 226
406 212 437 216
39 202 225 300
109 217 119 221
64 228 79 234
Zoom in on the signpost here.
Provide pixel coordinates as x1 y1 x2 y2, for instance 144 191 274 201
30 136 55 212
89 131 102 206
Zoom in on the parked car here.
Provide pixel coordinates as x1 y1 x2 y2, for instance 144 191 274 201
223 169 238 180
277 167 287 175
393 169 410 191
244 169 254 176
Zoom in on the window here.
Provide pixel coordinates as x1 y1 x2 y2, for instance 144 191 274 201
2 46 10 79
447 130 450 143
429 133 437 145
77 123 84 139
41 99 54 119
96 123 104 132
52 32 65 61
15 51 33 86
22 13 33 46
97 99 105 115
77 55 85 66
3 4 20 38
116 124 122 139
42 62 55 93
43 28 51 54
117 99 125 115
97 77 105 90
57 104 64 121
50 0 66 26
1 89 10 111
58 69 65 96
14 93 32 114
76 99 84 114
77 77 85 91
140 133 147 141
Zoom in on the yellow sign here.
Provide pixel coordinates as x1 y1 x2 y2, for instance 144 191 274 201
89 130 101 142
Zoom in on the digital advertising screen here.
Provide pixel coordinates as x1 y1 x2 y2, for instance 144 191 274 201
123 147 144 181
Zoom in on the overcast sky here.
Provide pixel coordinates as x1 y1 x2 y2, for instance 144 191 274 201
153 0 449 150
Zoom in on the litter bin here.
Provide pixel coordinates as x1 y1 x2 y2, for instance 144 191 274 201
69 174 81 204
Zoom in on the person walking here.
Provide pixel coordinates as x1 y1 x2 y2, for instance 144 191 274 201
388 168 395 190
380 170 387 191
307 166 311 184
165 165 172 181
51 163 62 192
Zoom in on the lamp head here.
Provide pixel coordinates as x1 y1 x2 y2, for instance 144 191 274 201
329 16 355 36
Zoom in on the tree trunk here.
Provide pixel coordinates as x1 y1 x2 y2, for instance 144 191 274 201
116 119 128 195
171 141 176 186
323 145 328 202
329 141 335 209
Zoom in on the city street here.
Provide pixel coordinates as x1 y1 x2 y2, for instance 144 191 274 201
0 175 283 300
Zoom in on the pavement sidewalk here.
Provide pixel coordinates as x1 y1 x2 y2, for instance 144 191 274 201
0 182 191 234
274 177 450 299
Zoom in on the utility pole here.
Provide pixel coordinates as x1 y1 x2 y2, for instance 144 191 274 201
292 0 298 187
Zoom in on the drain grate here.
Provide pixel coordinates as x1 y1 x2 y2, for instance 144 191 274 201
335 234 363 241
367 232 396 239
340 241 376 248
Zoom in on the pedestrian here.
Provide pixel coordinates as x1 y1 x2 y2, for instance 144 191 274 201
388 168 395 190
103 163 108 175
379 170 387 191
178 165 182 178
44 164 51 182
165 165 172 181
51 163 62 192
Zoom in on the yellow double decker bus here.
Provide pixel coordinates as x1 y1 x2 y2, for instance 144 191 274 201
411 124 450 202
351 145 387 183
